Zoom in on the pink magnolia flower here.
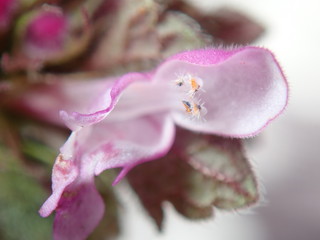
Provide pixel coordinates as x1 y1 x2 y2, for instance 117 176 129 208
29 47 287 240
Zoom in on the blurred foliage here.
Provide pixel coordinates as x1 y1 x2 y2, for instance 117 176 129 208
0 114 59 240
0 138 53 240
22 138 57 166
0 171 53 240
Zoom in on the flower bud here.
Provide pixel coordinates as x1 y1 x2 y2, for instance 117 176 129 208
21 6 68 59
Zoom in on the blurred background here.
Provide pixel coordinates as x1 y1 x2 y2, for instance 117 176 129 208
119 0 320 239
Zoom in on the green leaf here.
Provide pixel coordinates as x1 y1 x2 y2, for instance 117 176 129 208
0 171 53 240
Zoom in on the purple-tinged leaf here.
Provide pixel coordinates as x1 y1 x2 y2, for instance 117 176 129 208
166 1 264 44
202 8 265 44
128 128 258 229
127 148 213 230
176 129 259 209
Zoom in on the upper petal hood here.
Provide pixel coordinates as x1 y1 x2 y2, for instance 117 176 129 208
61 47 288 137
153 47 288 137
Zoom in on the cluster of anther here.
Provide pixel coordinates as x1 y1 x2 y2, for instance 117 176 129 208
175 74 206 120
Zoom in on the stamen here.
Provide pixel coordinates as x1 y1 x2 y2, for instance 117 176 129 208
193 103 201 118
190 78 200 94
181 100 207 120
175 78 184 87
174 73 207 121
182 100 192 114
192 102 206 119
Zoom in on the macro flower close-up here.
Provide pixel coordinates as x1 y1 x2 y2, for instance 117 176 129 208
6 1 320 240
19 46 286 239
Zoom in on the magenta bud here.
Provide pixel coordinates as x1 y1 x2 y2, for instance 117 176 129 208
23 6 68 59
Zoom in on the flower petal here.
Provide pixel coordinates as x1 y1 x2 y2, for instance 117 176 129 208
53 180 104 240
86 113 175 184
12 73 150 130
154 47 288 137
13 77 114 127
40 130 105 240
39 112 174 239
39 133 78 217
61 72 150 131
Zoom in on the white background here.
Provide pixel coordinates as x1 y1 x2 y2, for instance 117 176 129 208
118 0 320 239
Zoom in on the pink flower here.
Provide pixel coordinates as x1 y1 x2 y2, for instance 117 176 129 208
32 46 287 240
